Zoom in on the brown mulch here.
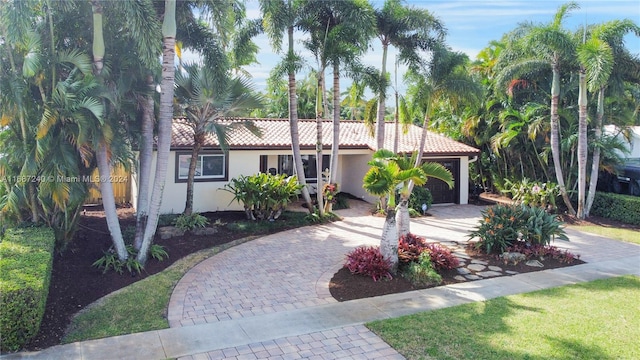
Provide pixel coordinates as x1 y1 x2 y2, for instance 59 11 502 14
22 205 631 351
329 245 584 302
25 207 293 351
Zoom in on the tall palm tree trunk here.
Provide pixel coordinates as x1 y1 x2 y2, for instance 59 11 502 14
576 68 588 218
91 0 127 260
133 75 155 250
585 88 605 216
315 73 325 216
96 142 128 259
183 138 203 215
329 63 340 185
286 25 314 213
375 43 388 150
138 0 176 265
550 63 576 215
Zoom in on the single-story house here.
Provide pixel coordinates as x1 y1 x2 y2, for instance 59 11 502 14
131 118 480 214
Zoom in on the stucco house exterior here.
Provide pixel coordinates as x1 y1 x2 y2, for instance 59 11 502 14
131 118 480 214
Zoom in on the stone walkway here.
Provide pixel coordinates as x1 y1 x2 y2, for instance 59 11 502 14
2 202 639 360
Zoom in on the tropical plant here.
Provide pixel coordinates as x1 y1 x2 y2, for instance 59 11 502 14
502 178 560 210
174 213 210 231
363 149 453 271
174 63 263 216
259 0 314 213
405 44 483 172
344 246 393 282
469 204 569 254
494 2 580 215
371 0 445 149
401 251 442 286
578 20 640 217
224 173 303 221
408 186 433 214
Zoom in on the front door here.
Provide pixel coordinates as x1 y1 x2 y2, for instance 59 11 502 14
424 159 459 204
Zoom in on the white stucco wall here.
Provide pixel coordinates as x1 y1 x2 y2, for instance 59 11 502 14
132 150 473 213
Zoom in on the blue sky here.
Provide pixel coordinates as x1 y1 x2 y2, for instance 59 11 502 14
200 0 640 96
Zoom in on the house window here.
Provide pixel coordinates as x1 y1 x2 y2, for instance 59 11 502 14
175 152 227 182
278 155 330 182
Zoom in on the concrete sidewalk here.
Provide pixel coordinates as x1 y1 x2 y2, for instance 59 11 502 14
2 204 639 360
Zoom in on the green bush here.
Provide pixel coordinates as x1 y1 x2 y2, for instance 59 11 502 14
408 186 433 214
0 227 55 352
591 192 640 225
502 178 559 210
469 204 568 254
224 173 303 221
402 252 442 286
175 213 209 231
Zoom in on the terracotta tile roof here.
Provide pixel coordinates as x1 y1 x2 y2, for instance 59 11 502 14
171 118 479 156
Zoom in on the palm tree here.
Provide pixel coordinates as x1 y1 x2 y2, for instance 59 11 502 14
138 0 177 265
372 0 445 150
495 2 579 214
174 64 263 215
406 45 483 172
580 20 640 216
298 0 375 214
260 0 314 212
363 149 452 272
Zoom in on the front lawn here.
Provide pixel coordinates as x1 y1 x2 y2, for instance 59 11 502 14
368 275 640 360
568 225 640 245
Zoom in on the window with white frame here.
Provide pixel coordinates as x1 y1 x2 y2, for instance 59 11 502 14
176 152 227 182
278 155 330 182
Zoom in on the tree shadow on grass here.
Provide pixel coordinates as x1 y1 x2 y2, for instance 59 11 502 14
368 275 640 360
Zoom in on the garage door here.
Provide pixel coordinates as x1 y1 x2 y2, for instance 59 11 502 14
424 159 459 204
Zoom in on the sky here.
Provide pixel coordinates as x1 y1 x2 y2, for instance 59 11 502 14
191 0 640 98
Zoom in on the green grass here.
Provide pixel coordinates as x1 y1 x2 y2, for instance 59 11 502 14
368 275 640 360
568 225 640 245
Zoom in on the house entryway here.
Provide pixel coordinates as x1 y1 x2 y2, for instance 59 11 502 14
425 159 459 204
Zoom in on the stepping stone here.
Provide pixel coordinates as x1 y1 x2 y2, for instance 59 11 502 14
525 260 544 268
476 271 502 278
456 268 471 275
454 275 466 281
467 264 486 272
158 226 185 240
506 270 519 275
470 259 488 265
464 274 482 280
488 265 503 272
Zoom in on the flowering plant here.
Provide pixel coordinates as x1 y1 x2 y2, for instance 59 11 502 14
503 178 559 211
322 183 339 204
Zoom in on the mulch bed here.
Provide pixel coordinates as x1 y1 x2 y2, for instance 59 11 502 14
23 205 634 351
329 246 584 302
25 207 282 351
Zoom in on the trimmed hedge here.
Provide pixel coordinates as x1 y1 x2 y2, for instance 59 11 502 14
590 192 640 226
0 227 55 352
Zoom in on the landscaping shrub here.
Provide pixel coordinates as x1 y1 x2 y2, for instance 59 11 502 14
224 173 303 221
590 191 640 226
469 204 568 254
402 252 442 286
344 246 393 281
398 233 428 263
332 192 350 210
424 243 460 270
175 213 209 231
502 178 559 210
0 227 55 352
408 186 433 214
